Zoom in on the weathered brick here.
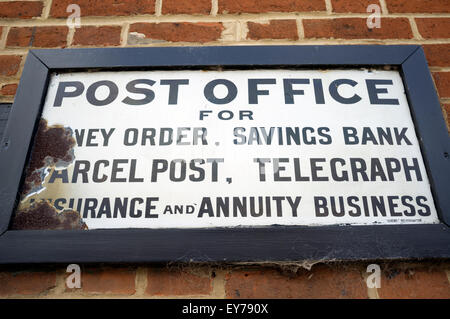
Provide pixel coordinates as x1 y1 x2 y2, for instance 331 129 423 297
247 20 298 40
0 83 18 96
146 267 212 296
304 18 412 39
219 0 326 14
6 28 34 47
433 72 450 99
0 56 22 76
444 103 450 129
7 26 68 48
225 265 367 298
416 18 450 39
423 44 450 67
0 1 43 19
73 26 122 46
31 26 68 47
332 0 380 13
50 0 155 17
379 267 450 298
162 0 211 15
445 103 450 116
0 271 56 296
387 0 450 13
129 22 223 43
80 267 136 295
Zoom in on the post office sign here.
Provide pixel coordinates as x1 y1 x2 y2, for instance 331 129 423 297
0 46 448 263
14 69 439 230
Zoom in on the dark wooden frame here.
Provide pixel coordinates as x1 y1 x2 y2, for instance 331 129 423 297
0 45 448 264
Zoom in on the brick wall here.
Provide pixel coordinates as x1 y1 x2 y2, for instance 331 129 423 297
0 0 449 298
0 261 449 298
0 0 449 128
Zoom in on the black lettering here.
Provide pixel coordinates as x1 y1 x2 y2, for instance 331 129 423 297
54 81 84 107
122 79 155 105
86 80 118 106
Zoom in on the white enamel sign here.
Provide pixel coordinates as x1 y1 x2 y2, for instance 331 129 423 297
19 69 439 229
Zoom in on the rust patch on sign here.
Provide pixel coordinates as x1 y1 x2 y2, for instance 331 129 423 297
11 119 85 230
21 119 75 197
11 200 87 230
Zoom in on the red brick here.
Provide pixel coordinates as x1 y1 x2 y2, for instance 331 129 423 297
423 44 450 67
80 267 136 294
129 22 223 43
0 55 22 76
416 18 450 39
247 20 298 40
162 0 211 15
225 265 367 298
379 267 450 298
387 0 450 13
304 18 412 39
6 28 32 47
146 267 212 296
433 72 450 99
50 0 155 17
219 0 326 14
7 26 68 48
0 83 18 96
73 26 122 46
332 0 381 13
0 1 43 19
445 103 450 116
0 271 56 296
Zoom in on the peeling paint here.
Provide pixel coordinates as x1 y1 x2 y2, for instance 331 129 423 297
128 31 146 40
220 22 238 41
11 119 84 230
127 32 167 45
11 200 87 230
20 119 75 198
